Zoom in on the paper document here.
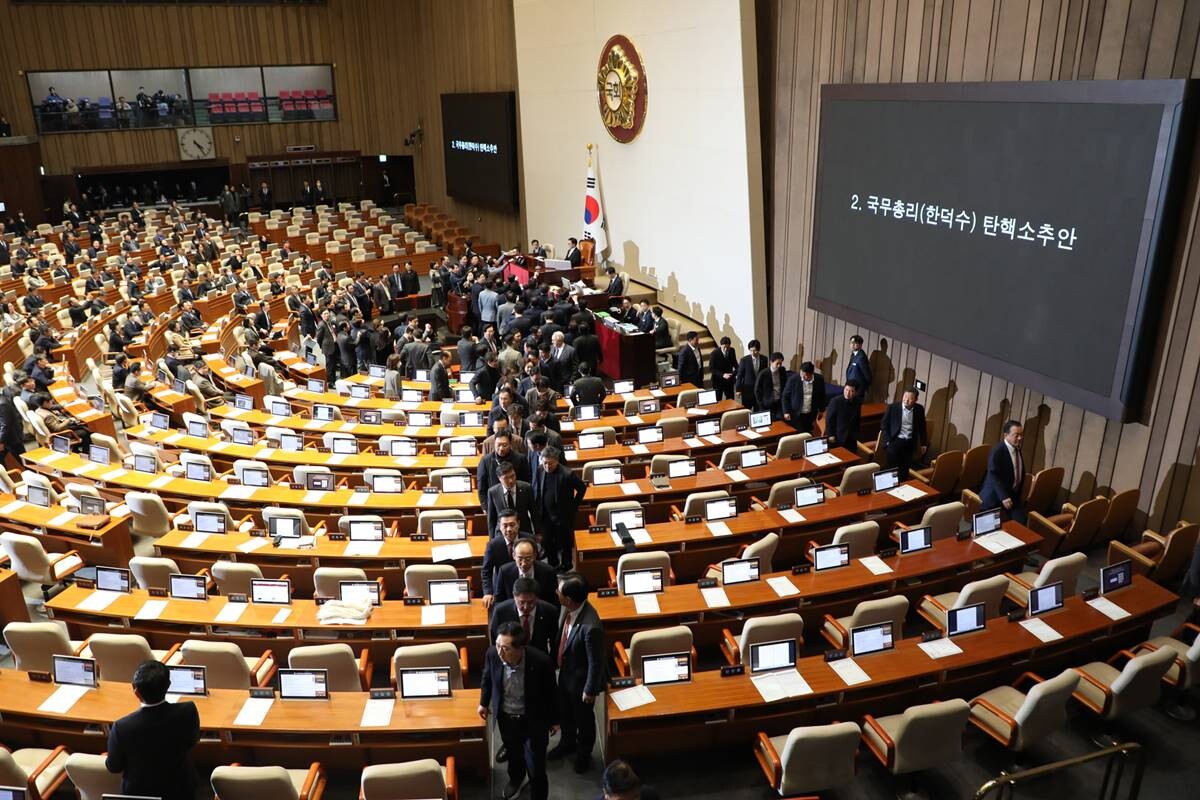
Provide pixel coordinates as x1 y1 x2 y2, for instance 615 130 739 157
700 587 731 608
38 684 90 714
829 657 871 686
326 455 348 466
619 482 641 496
135 600 168 620
739 429 762 440
887 484 927 502
633 594 660 615
360 697 395 727
421 605 446 626
110 504 131 517
446 456 465 468
560 422 576 432
149 475 174 489
702 435 724 445
277 535 316 550
233 696 274 727
40 452 68 465
918 638 963 659
0 500 24 515
48 511 79 527
348 492 371 506
629 444 649 455
621 393 636 401
236 538 268 554
164 433 186 445
707 521 732 537
564 450 579 462
683 438 703 448
302 491 329 504
611 684 656 711
215 601 248 624
344 540 383 557
686 408 705 416
859 556 894 575
974 531 1023 554
807 452 841 467
725 470 749 483
431 543 472 562
625 415 644 426
100 469 128 481
778 508 806 524
751 670 813 702
76 590 121 612
767 576 799 597
1019 618 1063 642
210 441 233 453
1088 597 1131 620
272 608 292 624
179 532 211 549
220 485 258 501
417 493 439 507
650 389 666 398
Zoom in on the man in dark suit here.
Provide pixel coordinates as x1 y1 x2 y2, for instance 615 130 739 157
0 377 27 470
256 181 272 210
824 380 863 451
569 363 606 407
316 310 339 378
495 539 560 607
105 660 200 800
550 571 606 773
676 331 703 387
701 337 735 402
980 420 1026 524
635 300 654 334
530 239 548 258
735 339 767 410
370 276 391 317
846 334 872 393
478 621 559 800
533 446 587 569
429 349 453 401
253 300 271 336
490 576 557 657
753 352 788 420
880 387 929 480
485 460 536 534
782 361 826 434
401 261 421 296
564 237 582 267
482 510 533 609
605 267 623 296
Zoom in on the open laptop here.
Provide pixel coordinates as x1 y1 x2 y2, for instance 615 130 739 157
89 444 112 466
431 519 467 541
794 485 825 508
26 483 50 508
95 566 131 593
427 579 471 605
339 580 382 606
740 449 767 469
610 508 644 532
193 510 226 534
591 465 622 486
695 419 720 437
641 652 691 686
53 655 98 687
812 542 850 571
50 434 71 454
661 373 680 388
1028 581 1065 618
270 400 292 416
972 508 1003 537
575 404 601 421
667 459 696 479
749 410 772 430
704 497 737 521
398 667 453 699
401 389 424 402
460 411 483 427
638 399 660 415
313 404 337 422
307 378 326 393
621 568 664 596
166 665 208 697
360 410 382 425
409 411 433 427
946 601 987 638
279 433 304 452
696 390 717 406
749 639 797 674
417 369 434 382
350 385 371 400
348 519 385 541
388 439 418 457
278 668 329 700
234 394 254 411
132 453 157 474
872 468 900 492
720 557 760 585
803 437 829 458
186 420 209 438
440 474 472 493
370 474 406 493
637 426 664 445
0 786 27 800
447 440 476 457
231 427 255 446
250 578 291 605
269 516 302 539
149 412 170 431
241 467 270 487
898 525 933 555
613 379 636 394
168 573 207 600
368 364 386 379
80 495 107 516
1100 560 1133 595
185 462 211 482
332 437 358 455
850 621 895 657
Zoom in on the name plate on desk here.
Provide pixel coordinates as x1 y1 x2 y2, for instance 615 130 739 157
370 688 396 700
227 593 248 604
824 650 847 662
588 525 606 533
720 665 745 677
250 687 275 699
597 587 619 598
28 670 52 683
685 515 701 525
148 587 168 597
957 530 973 541
610 677 636 689
697 578 718 589
856 488 871 496
422 487 439 494
410 533 429 542
74 578 95 590
1081 587 1099 600
879 547 898 558
403 597 425 606
791 564 811 575
327 533 347 542
1007 609 1025 622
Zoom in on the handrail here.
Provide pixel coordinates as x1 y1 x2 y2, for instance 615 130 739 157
974 741 1143 800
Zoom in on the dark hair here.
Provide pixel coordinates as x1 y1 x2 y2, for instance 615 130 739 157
578 362 592 376
497 460 515 475
498 508 518 522
527 431 548 447
132 659 171 703
1002 419 1022 434
770 352 784 362
748 339 761 350
845 379 862 391
850 334 864 345
686 331 699 342
903 386 919 397
719 336 731 346
512 576 538 597
800 361 815 374
495 620 528 648
543 445 562 461
602 760 642 795
558 571 588 603
493 430 511 443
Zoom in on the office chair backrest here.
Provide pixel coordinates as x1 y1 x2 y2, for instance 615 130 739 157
1059 497 1108 553
1024 467 1064 516
210 765 301 800
845 594 909 632
720 409 750 431
628 626 693 680
313 567 369 599
417 509 466 535
954 574 1010 619
404 564 458 599
180 639 253 690
739 612 804 662
1155 522 1200 581
289 643 361 691
1012 669 1080 750
3 621 75 672
0 531 52 582
1106 647 1176 719
656 416 689 439
1035 551 1088 595
717 445 758 471
837 463 879 495
648 454 686 475
958 444 990 493
763 477 812 509
292 464 334 486
262 506 310 535
187 500 235 530
890 699 970 774
742 532 779 572
392 643 464 690
1095 488 1139 546
923 450 963 495
922 500 965 542
616 551 672 587
360 759 448 800
87 632 155 682
779 721 861 796
129 556 180 591
321 431 356 451
682 490 730 518
65 752 123 800
211 560 263 595
582 459 623 484
775 432 812 459
831 521 879 559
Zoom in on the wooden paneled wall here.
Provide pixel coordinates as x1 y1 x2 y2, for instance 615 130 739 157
769 0 1200 532
0 0 524 246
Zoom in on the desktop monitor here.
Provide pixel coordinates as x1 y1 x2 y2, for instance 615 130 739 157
416 369 433 382
348 520 385 541
332 437 358 455
0 787 26 800
947 602 987 638
305 352 318 367
26 484 50 508
661 373 680 387
279 433 304 452
50 434 71 454
431 519 467 541
749 639 797 674
667 459 696 479
370 474 405 493
720 557 760 586
168 573 207 600
813 542 850 571
234 394 253 411
454 388 475 403
620 568 664 596
307 378 326 393
185 462 211 482
610 509 644 532
360 410 382 425
270 401 292 416
95 566 131 593
613 379 635 394
313 404 336 422
803 437 829 458
232 428 255 446
457 371 474 384
578 432 605 450
639 399 660 415
1028 581 1065 617
591 465 622 485
427 579 471 605
389 439 418 457
409 412 433 427
89 445 112 466
166 665 208 696
278 668 329 700
696 390 718 406
52 655 98 687
79 495 106 516
637 426 664 445
242 467 269 487
441 474 472 493
447 440 476 457
398 667 453 699
250 579 291 605
898 526 933 555
401 389 424 402
132 453 157 474
872 468 900 492
339 580 381 606
749 411 772 430
350 385 371 400
268 516 301 539
641 652 691 686
172 379 187 395
186 420 208 438
794 485 826 508
850 621 895 657
972 509 1003 537
368 364 386 379
193 510 226 534
1101 561 1133 595
150 412 170 431
704 497 737 521
575 404 601 421
740 449 767 468
695 419 720 437
460 411 483 427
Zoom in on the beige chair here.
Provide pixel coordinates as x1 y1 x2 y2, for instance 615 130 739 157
675 388 700 407
186 500 255 533
917 574 1009 629
721 612 803 667
360 758 457 800
404 564 459 599
64 751 123 800
0 744 70 800
313 567 370 599
969 669 1081 751
417 509 466 535
210 763 326 800
1107 521 1199 583
656 416 689 439
862 699 971 776
582 459 623 484
1072 647 1176 720
1029 496 1107 558
592 501 641 529
912 450 963 496
720 409 750 431
957 443 990 494
821 595 908 649
1004 551 1087 607
80 632 182 682
3 621 83 671
211 560 263 596
819 521 878 560
125 491 174 539
262 506 319 537
614 625 694 679
293 464 337 488
390 643 467 691
752 477 821 510
610 550 674 590
896 500 965 543
754 721 860 796
179 639 276 689
1091 488 1140 547
648 454 687 476
1132 622 1200 691
288 643 371 691
708 533 781 583
129 556 187 592
775 432 812 459
0 531 83 595
833 463 879 495
1023 466 1064 517
716 445 759 471
673 490 730 520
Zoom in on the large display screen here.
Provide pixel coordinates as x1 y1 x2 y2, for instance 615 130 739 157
810 81 1194 419
441 91 518 210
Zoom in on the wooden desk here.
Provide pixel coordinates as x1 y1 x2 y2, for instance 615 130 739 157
0 569 30 625
595 318 656 387
47 380 117 439
0 493 133 568
199 408 489 443
602 577 1176 759
0 667 489 775
559 422 795 469
573 480 941 584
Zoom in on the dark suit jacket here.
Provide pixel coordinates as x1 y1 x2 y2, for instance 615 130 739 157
846 349 872 389
481 533 532 596
677 344 703 386
652 317 671 348
486 479 536 535
782 372 826 418
980 440 1022 510
532 464 586 531
736 353 767 393
479 644 559 727
569 376 607 406
490 598 558 656
495 561 560 607
606 275 624 296
564 247 582 267
753 367 789 411
880 401 928 448
824 394 862 449
556 601 606 696
106 700 200 800
429 360 452 401
709 346 738 385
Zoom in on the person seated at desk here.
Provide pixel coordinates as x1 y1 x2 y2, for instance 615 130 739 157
106 660 200 800
29 353 55 394
531 238 548 258
107 321 130 355
123 360 150 402
29 392 92 451
166 320 196 360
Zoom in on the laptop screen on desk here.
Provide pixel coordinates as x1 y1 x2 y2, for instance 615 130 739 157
388 439 417 457
447 440 476 457
313 404 335 422
427 579 471 605
89 445 111 465
639 399 660 415
270 401 292 416
349 520 384 541
575 404 600 421
794 485 825 508
332 437 358 455
232 428 255 446
53 655 97 687
720 557 760 585
398 667 452 699
813 542 850 571
242 467 269 487
431 519 467 541
454 388 475 403
251 579 291 605
339 581 381 606
850 621 895 657
591 465 622 485
578 432 605 450
402 389 424 402
947 602 986 637
169 574 207 600
899 526 932 554
637 426 663 444
150 412 169 431
749 411 771 429
80 495 106 516
610 509 644 531
368 364 386 379
278 668 329 700
193 511 226 534
973 509 1002 537
1101 561 1133 595
441 474 472 493
641 652 690 686
695 419 720 437
96 566 131 593
307 378 326 393
269 516 301 538
621 568 663 596
132 453 157 474
872 469 899 492
234 394 253 411
50 434 71 454
26 484 50 508
187 420 208 438
740 449 766 468
0 786 27 800
279 433 304 452
185 462 211 482
350 385 370 399
667 459 695 479
370 474 405 493
697 390 717 406
803 437 829 457
749 639 797 673
613 379 635 394
1029 581 1064 617
359 410 382 425
167 665 208 696
705 497 737 521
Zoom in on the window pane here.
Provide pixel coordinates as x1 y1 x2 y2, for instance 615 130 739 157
110 69 191 128
188 67 266 125
262 65 335 122
27 70 112 133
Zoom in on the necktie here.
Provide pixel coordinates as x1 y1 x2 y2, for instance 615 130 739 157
507 490 515 510
1013 447 1023 490
521 611 531 640
557 611 573 667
